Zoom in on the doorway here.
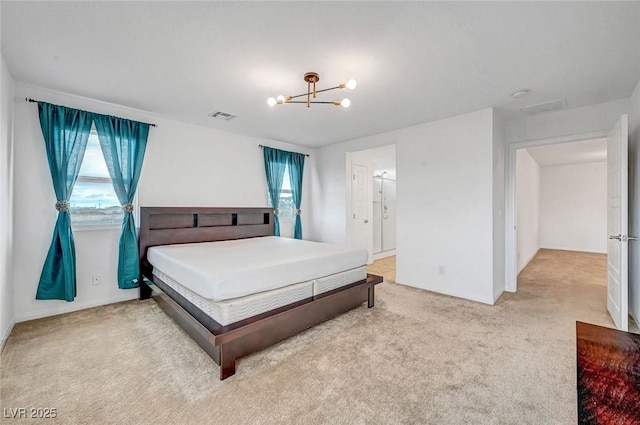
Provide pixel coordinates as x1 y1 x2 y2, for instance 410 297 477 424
515 137 608 274
506 117 634 331
506 132 608 292
346 144 397 264
372 145 397 260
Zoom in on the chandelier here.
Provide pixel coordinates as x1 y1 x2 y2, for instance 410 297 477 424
267 72 357 108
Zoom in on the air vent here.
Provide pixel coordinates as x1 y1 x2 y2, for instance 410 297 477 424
521 99 566 116
209 111 236 120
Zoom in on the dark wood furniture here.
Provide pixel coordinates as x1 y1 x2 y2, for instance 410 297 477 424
138 207 383 380
576 321 640 424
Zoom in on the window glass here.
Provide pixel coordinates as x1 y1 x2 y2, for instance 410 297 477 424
69 133 124 227
279 166 294 220
268 165 294 220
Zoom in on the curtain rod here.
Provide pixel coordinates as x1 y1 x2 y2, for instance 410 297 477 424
25 98 158 128
259 144 310 157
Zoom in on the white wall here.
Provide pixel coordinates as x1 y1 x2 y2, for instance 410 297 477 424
493 112 505 301
312 108 499 304
505 98 631 144
539 162 607 253
628 80 640 325
12 83 312 322
0 55 15 349
516 149 540 273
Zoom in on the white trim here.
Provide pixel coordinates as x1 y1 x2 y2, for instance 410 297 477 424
517 248 540 275
504 131 607 292
539 246 607 255
14 292 138 323
398 280 496 305
373 249 396 260
0 318 16 354
72 225 122 232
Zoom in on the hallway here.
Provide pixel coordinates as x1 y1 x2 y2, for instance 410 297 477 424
517 248 638 332
367 256 396 282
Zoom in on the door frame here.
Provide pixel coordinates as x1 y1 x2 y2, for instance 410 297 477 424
504 131 607 292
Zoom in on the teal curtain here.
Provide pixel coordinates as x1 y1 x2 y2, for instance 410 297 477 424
94 115 149 289
36 102 92 301
263 147 289 236
287 153 305 239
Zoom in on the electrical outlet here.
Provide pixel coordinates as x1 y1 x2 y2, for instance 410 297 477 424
91 275 101 286
438 266 445 276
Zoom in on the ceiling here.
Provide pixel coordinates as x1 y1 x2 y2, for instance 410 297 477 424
2 2 639 148
526 138 607 167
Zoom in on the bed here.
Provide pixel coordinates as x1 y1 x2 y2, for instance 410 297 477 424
138 207 383 380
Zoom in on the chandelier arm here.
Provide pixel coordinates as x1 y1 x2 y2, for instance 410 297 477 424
313 85 342 94
285 101 340 104
287 85 343 100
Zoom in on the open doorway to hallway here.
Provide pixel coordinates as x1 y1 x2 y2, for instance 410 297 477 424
515 138 608 275
513 137 636 331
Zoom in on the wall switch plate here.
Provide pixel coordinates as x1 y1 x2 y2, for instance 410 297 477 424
438 266 445 276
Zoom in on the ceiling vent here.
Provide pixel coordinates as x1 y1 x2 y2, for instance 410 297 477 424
521 99 566 116
209 111 236 120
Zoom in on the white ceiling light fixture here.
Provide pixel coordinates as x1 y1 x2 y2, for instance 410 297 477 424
267 72 357 108
511 89 530 99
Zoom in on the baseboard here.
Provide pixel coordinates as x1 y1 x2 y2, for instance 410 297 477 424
15 292 139 323
373 249 396 260
1 318 16 354
539 246 606 255
396 279 495 305
517 248 540 275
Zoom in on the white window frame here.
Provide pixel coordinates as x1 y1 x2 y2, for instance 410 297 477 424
70 131 139 231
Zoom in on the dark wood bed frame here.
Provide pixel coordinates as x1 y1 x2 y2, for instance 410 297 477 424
138 207 383 380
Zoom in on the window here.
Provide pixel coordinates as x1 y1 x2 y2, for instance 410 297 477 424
268 165 294 220
69 132 124 227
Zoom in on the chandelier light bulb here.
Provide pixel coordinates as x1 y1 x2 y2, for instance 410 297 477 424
270 72 353 109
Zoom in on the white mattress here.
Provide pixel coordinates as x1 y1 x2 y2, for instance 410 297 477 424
147 236 368 301
152 266 367 326
313 267 367 296
153 269 313 326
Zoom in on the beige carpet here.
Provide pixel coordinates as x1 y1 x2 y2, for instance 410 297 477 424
1 249 634 425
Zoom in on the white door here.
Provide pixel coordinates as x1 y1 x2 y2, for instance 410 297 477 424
607 114 629 331
350 162 373 263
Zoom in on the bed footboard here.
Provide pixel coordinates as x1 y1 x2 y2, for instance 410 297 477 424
140 274 382 380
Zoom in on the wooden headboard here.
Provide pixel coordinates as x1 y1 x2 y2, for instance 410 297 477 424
138 207 274 278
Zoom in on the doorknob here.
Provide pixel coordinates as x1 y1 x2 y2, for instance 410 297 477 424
364 220 369 224
609 235 639 241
